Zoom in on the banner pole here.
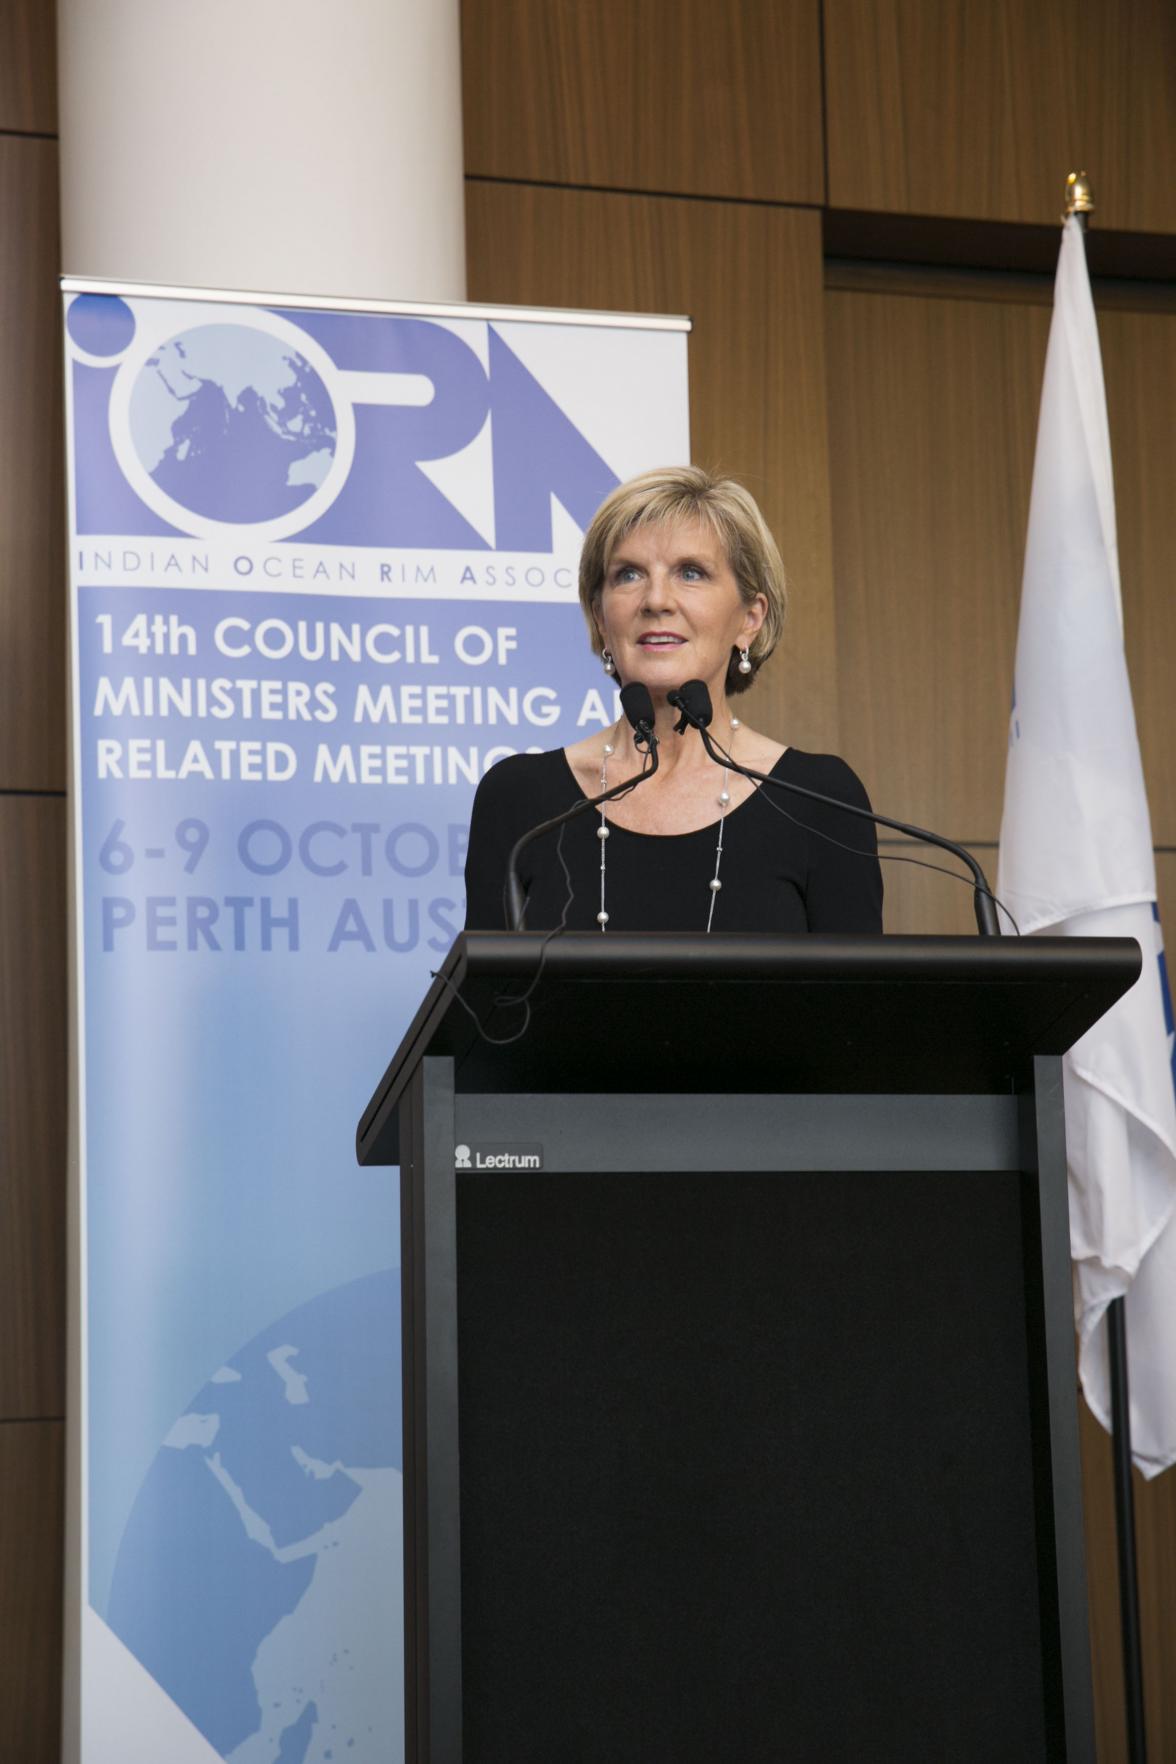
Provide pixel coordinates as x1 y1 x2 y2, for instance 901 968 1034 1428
1107 1296 1148 1764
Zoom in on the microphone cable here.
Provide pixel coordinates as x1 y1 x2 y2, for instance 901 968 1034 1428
435 741 656 1048
497 743 651 934
430 822 575 1048
701 726 1022 936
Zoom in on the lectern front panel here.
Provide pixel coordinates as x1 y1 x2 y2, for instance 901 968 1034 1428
455 1168 1050 1764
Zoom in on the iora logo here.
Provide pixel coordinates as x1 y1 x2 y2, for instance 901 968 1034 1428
65 293 620 549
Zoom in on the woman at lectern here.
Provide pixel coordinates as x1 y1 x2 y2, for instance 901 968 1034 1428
463 466 883 934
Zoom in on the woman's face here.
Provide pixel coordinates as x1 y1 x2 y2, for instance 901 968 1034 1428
595 515 766 702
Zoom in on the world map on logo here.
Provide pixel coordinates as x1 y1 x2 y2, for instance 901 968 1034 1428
107 1271 403 1763
128 323 338 524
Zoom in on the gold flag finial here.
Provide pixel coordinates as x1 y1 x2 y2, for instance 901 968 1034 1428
1064 171 1094 221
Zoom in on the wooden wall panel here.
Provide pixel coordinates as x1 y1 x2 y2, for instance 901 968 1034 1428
826 279 1176 876
0 0 56 134
1159 853 1176 959
0 796 67 1419
824 0 1176 235
825 284 1047 848
466 181 840 752
462 0 824 204
0 1422 64 1762
1 18 65 1755
0 134 65 792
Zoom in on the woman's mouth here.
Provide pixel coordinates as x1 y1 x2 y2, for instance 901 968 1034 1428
637 633 686 648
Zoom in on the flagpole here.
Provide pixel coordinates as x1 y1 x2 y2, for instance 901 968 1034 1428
1108 1297 1147 1762
1065 169 1149 1764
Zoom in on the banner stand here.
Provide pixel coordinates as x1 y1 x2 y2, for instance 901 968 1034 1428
62 278 688 1761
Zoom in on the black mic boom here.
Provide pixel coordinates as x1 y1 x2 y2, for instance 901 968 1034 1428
666 680 1001 937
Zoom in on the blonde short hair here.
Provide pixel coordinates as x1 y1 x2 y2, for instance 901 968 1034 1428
578 465 788 695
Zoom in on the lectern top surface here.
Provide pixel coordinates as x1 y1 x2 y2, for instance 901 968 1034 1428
356 931 1140 1165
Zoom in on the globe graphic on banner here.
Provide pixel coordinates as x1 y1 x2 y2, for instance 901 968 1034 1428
128 322 338 524
107 1271 402 1764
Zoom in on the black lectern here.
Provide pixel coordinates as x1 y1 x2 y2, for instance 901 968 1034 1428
358 933 1140 1764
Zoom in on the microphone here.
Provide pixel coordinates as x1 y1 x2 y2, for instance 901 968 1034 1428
666 680 1002 937
620 680 658 753
504 681 660 930
671 678 712 734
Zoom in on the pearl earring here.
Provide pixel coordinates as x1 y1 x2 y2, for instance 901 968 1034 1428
737 647 752 675
602 649 616 676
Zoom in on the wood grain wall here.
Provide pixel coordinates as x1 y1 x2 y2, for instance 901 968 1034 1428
823 0 1176 234
462 0 824 203
3 2 1173 1759
1 5 66 1760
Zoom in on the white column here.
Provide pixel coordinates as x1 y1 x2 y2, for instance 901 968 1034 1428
57 12 465 1759
57 0 466 301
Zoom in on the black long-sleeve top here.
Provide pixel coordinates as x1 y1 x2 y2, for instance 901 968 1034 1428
463 747 883 934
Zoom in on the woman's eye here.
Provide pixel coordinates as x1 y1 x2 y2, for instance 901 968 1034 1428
680 564 705 581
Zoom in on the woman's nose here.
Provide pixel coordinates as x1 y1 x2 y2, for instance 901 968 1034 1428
641 568 676 612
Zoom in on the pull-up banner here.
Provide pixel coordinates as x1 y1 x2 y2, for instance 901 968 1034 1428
63 282 689 1762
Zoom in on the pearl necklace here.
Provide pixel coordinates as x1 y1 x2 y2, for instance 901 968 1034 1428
596 718 741 933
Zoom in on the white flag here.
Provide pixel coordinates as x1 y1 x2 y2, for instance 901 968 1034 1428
998 215 1176 1476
